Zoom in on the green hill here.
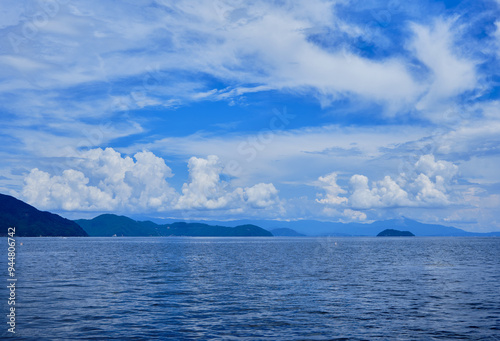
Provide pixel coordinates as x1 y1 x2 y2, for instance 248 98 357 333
162 222 273 237
74 214 161 236
76 214 273 237
0 194 88 237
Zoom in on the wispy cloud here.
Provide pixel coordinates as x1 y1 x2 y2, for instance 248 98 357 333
1 0 500 230
409 18 477 114
0 0 480 118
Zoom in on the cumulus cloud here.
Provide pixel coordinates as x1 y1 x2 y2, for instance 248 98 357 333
349 174 411 209
176 155 230 210
414 154 458 182
22 168 114 211
316 172 348 205
316 154 458 213
411 173 449 205
175 155 281 211
22 148 177 211
21 148 281 214
348 174 376 209
242 183 279 209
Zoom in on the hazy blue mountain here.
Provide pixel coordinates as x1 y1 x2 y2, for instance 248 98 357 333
149 217 500 237
76 214 273 237
3 193 499 238
377 229 415 237
369 218 464 236
271 228 306 237
0 193 88 237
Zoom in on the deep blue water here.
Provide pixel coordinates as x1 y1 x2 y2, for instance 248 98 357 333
1 237 499 340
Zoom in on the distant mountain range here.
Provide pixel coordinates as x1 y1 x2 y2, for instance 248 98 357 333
75 214 272 237
1 193 500 237
270 228 306 237
0 194 88 237
146 217 500 237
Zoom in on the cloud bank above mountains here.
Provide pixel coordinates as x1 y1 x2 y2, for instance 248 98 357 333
1 0 500 231
19 147 468 228
21 148 281 216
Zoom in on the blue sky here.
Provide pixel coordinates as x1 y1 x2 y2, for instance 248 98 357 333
1 0 500 231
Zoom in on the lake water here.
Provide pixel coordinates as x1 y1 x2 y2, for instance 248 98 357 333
1 237 499 340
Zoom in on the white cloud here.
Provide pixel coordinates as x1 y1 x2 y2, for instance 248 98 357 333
411 173 449 205
203 7 422 109
316 154 457 211
22 168 114 211
175 155 281 211
20 148 281 214
316 172 348 205
414 154 458 182
409 19 477 112
348 174 377 209
348 174 411 209
2 2 499 231
0 0 428 117
0 2 489 133
21 148 177 211
243 183 279 209
127 124 429 187
176 155 231 210
375 176 411 207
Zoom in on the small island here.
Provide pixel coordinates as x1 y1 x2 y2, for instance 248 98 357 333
377 229 415 237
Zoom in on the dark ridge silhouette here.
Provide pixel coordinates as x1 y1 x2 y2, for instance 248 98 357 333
0 194 88 237
377 229 415 237
75 214 273 237
3 193 500 237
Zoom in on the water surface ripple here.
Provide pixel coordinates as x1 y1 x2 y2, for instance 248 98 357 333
1 237 499 340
